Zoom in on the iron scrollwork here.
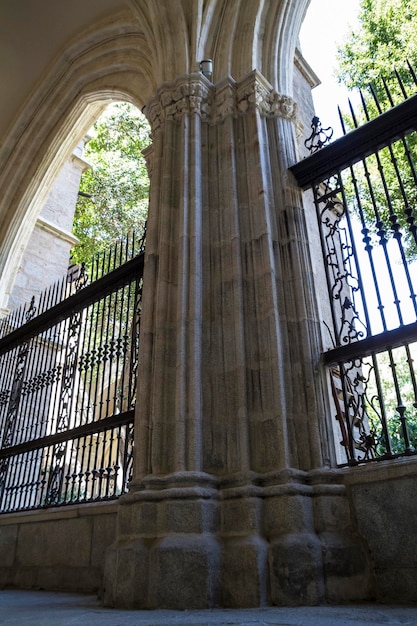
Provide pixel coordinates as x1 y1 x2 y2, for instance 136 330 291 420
315 178 368 346
45 268 88 505
0 230 144 513
304 116 334 154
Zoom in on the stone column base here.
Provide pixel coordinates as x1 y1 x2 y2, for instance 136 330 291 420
103 470 372 608
103 473 221 609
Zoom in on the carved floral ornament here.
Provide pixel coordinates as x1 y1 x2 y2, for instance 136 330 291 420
144 71 297 134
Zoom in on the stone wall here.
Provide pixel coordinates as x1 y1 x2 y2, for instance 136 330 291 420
344 458 417 604
0 502 117 593
6 141 88 313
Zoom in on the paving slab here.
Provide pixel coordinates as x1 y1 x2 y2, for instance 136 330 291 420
1 590 417 626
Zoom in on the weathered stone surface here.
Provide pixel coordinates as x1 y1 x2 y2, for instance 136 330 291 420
12 565 101 593
220 497 262 536
103 538 150 608
0 524 17 568
91 514 117 568
220 535 269 607
264 492 315 536
104 64 374 608
319 531 373 601
149 534 221 609
16 518 92 568
0 505 117 593
344 460 417 603
269 533 325 606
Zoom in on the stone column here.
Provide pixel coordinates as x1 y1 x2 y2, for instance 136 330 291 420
104 74 222 609
103 70 370 609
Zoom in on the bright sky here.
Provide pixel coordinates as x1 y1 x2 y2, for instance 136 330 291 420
299 0 361 137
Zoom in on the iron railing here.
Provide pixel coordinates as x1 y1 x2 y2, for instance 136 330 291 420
291 64 417 466
0 231 144 512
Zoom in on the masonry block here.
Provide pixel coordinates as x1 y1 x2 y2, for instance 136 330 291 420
269 533 324 606
220 535 269 607
16 518 91 568
149 534 221 609
104 537 151 608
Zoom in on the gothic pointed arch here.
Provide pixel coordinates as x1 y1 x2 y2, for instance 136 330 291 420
0 10 154 310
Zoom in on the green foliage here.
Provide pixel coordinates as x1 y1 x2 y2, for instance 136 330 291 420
72 102 151 263
336 0 417 263
337 0 417 92
365 346 417 455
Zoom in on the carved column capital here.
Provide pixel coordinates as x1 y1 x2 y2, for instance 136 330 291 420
236 70 297 120
212 78 237 122
144 74 213 135
144 71 298 134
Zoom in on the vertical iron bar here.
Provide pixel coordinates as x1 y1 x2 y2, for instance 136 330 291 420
85 299 101 425
382 76 395 109
105 426 115 498
92 296 107 422
394 69 408 100
368 84 417 316
405 343 417 412
84 434 94 501
388 348 413 453
127 278 142 409
407 61 417 87
371 352 393 457
362 152 405 326
76 434 88 501
103 289 116 420
342 165 383 333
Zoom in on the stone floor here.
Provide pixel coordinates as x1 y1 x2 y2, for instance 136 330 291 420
1 591 417 626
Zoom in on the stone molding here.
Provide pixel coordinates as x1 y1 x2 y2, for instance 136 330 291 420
141 143 154 179
70 152 91 174
341 455 417 486
294 47 321 89
124 467 348 503
144 70 297 134
35 215 79 246
0 500 118 527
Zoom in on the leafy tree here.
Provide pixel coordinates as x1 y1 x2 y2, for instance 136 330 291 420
365 346 417 455
72 102 151 263
337 0 417 94
335 0 417 263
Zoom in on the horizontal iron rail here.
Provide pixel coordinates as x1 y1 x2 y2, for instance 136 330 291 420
290 94 417 189
0 253 144 357
0 409 134 460
323 320 417 365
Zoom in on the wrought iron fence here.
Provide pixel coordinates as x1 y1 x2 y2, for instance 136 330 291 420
291 64 417 466
0 231 144 512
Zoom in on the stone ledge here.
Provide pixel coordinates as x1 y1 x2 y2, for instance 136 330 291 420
294 47 320 90
340 456 417 486
35 215 78 246
0 500 119 526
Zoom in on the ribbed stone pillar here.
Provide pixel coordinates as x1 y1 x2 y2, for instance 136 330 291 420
103 71 370 609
